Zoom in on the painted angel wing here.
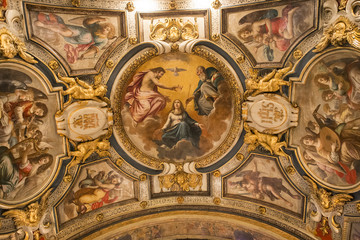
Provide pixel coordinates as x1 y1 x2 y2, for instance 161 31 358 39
68 16 89 25
3 209 28 226
238 9 278 25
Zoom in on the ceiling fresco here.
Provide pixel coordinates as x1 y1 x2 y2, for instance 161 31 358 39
1 0 360 240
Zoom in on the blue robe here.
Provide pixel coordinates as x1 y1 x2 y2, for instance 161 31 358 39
162 112 202 148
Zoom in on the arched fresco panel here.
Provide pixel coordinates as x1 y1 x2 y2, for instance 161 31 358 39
291 48 360 192
0 61 63 207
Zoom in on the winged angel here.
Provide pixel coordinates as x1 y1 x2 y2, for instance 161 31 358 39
237 5 301 61
3 189 52 238
57 73 108 104
34 13 116 63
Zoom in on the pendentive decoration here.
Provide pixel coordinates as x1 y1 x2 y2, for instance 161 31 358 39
150 18 199 42
242 63 297 157
314 16 360 52
2 189 52 240
305 176 353 235
55 74 113 170
242 94 299 134
0 27 37 63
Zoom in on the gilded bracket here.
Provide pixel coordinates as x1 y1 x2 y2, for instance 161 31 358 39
0 27 37 63
2 189 52 239
314 16 360 52
150 18 199 42
304 176 353 234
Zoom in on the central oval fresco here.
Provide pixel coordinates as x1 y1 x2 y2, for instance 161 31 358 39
111 50 242 169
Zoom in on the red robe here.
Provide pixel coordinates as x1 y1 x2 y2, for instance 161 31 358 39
124 71 166 123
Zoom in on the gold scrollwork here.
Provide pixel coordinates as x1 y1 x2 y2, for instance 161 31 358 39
244 63 292 98
150 18 199 42
57 73 109 105
314 16 360 52
244 123 287 157
3 189 52 228
158 171 203 192
0 1 7 22
0 27 37 63
304 176 353 212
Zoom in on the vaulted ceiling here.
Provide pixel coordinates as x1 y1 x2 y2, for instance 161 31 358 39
0 0 360 239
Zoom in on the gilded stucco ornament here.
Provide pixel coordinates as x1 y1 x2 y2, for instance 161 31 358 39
129 37 138 45
169 0 176 10
0 0 6 22
56 100 113 142
243 122 288 157
0 27 37 63
149 18 199 42
242 93 299 134
57 73 109 105
158 170 203 192
212 0 222 9
339 0 348 10
125 2 135 12
304 176 353 234
48 60 59 70
67 129 112 169
314 16 360 52
71 0 80 7
244 63 292 98
2 189 52 239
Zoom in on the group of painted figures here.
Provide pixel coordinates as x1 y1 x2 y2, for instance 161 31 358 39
124 66 223 150
0 72 53 199
301 59 360 185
